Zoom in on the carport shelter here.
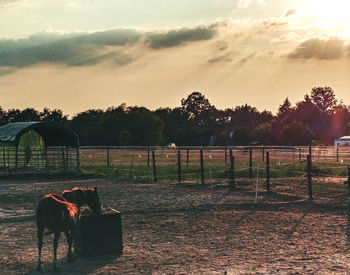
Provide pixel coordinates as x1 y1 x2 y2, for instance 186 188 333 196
0 122 80 175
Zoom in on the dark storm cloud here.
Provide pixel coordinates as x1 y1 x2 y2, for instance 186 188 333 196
0 29 140 68
288 37 345 60
145 26 216 49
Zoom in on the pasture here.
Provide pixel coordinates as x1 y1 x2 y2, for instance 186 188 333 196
1 175 350 274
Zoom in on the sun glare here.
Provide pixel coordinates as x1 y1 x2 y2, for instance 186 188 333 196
305 0 350 29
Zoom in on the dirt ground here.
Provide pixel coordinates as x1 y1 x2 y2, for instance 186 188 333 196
1 177 350 274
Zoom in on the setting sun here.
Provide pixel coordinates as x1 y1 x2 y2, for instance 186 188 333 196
304 0 350 30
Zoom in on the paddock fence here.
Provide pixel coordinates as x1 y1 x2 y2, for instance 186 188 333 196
74 145 350 202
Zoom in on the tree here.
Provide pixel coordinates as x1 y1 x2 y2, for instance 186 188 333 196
311 86 337 113
69 109 104 145
0 107 7 126
277 97 292 118
276 97 294 126
253 123 273 145
118 130 132 145
40 108 67 122
181 92 216 125
233 127 252 145
279 121 313 145
331 103 350 137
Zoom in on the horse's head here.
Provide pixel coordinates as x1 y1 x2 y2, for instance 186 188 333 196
62 187 102 214
84 187 102 214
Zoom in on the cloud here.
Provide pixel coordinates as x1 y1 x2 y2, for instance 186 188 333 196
288 37 345 60
0 29 140 68
284 8 297 17
208 53 233 64
0 0 22 6
145 26 216 49
260 20 288 30
237 0 265 9
0 26 218 71
239 52 256 64
0 67 15 76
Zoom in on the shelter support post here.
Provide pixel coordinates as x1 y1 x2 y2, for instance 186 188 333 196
61 147 67 172
76 147 80 172
15 146 18 176
44 146 48 173
2 146 5 168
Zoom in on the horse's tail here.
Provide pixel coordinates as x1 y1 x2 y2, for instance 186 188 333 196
36 194 80 229
48 195 80 219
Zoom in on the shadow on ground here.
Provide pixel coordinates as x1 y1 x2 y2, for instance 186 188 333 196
25 253 121 274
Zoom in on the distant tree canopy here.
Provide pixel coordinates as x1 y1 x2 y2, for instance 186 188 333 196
1 86 348 146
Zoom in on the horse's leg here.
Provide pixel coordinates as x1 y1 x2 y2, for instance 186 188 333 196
52 232 60 270
65 230 73 262
36 226 44 270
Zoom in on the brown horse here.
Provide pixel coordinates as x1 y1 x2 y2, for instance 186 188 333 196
36 187 102 270
36 194 79 270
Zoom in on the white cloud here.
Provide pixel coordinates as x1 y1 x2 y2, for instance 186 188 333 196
237 0 265 9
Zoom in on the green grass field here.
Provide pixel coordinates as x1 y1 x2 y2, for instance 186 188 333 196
80 160 349 182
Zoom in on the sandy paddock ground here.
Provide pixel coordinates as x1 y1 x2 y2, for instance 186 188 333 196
0 177 350 274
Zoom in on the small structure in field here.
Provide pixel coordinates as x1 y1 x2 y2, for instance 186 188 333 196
334 136 350 146
0 121 80 176
74 208 123 256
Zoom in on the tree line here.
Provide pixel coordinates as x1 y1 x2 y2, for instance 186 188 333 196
1 87 349 146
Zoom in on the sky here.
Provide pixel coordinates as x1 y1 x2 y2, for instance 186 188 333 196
1 0 350 116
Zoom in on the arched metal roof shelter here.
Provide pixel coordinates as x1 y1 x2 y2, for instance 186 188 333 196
0 121 79 147
0 122 80 176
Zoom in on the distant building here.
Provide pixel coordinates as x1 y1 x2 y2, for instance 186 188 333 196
334 136 350 146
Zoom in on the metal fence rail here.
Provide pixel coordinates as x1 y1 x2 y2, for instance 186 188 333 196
78 145 350 167
0 146 79 175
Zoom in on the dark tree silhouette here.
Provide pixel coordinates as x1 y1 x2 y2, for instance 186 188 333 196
311 86 337 113
0 87 348 146
279 121 313 145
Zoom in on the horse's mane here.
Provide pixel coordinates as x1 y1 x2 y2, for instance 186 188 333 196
62 187 95 194
44 194 79 219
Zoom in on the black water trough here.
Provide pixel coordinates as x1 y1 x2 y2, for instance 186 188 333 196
74 208 123 256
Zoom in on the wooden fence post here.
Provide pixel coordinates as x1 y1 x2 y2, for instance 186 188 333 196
307 154 312 200
336 146 339 163
200 149 204 185
152 150 157 182
186 148 189 166
266 151 270 192
177 149 182 183
229 155 235 190
347 166 350 203
106 147 110 167
225 146 227 164
347 166 350 202
249 148 253 178
309 146 312 162
147 146 150 167
262 146 265 162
